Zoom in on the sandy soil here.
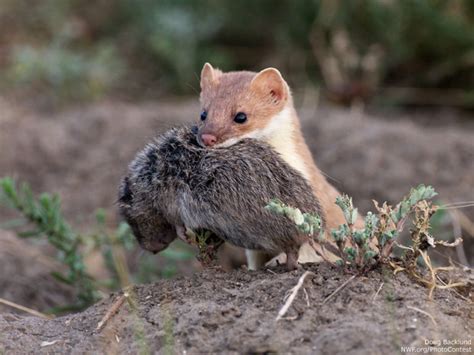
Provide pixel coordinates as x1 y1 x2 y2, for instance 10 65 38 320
0 264 472 354
0 231 75 314
0 97 473 353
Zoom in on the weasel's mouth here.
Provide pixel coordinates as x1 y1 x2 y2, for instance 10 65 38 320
195 134 223 149
195 135 211 148
187 125 210 149
214 137 241 148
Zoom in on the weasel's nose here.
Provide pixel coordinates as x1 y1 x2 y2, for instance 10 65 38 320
201 134 217 147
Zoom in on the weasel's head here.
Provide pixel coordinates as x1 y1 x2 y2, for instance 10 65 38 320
196 63 292 148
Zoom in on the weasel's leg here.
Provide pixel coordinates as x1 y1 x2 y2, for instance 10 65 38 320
245 249 271 271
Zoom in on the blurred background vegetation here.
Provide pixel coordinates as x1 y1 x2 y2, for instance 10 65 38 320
1 0 473 107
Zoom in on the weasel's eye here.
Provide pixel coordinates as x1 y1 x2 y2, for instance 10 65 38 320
200 111 207 121
234 112 247 124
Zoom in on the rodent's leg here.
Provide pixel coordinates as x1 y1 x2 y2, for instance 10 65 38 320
175 225 188 241
286 250 299 271
245 249 271 270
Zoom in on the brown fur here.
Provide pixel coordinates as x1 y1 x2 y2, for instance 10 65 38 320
198 65 287 147
291 113 349 231
198 64 358 237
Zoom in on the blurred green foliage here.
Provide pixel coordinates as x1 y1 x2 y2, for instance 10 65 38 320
0 0 472 102
7 44 122 99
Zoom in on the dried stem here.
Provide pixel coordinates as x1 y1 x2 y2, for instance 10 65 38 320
322 274 357 305
96 293 127 332
0 297 53 319
406 306 437 326
276 271 315 321
372 282 384 303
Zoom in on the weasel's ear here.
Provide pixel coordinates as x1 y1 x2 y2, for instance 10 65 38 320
200 63 221 91
250 68 288 103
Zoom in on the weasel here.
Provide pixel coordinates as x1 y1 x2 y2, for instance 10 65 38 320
196 63 354 269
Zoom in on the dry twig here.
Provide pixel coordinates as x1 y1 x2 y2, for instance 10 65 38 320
448 210 469 267
418 251 466 299
0 297 52 319
40 340 60 347
406 305 438 326
276 271 315 321
435 275 470 302
303 288 310 307
322 275 357 305
372 282 384 303
96 293 127 332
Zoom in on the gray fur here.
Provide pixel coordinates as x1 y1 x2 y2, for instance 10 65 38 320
118 127 325 262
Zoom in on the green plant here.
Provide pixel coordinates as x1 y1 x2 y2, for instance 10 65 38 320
0 177 195 311
176 229 223 266
266 199 324 238
327 185 439 269
266 184 464 294
0 177 99 309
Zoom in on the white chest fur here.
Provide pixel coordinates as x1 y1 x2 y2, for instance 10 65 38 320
216 106 311 182
264 108 311 182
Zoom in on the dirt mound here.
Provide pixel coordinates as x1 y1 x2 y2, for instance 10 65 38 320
0 230 74 313
0 264 471 354
0 98 472 353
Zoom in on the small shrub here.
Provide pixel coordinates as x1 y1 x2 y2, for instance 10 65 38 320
0 177 194 311
0 177 100 309
267 184 464 297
